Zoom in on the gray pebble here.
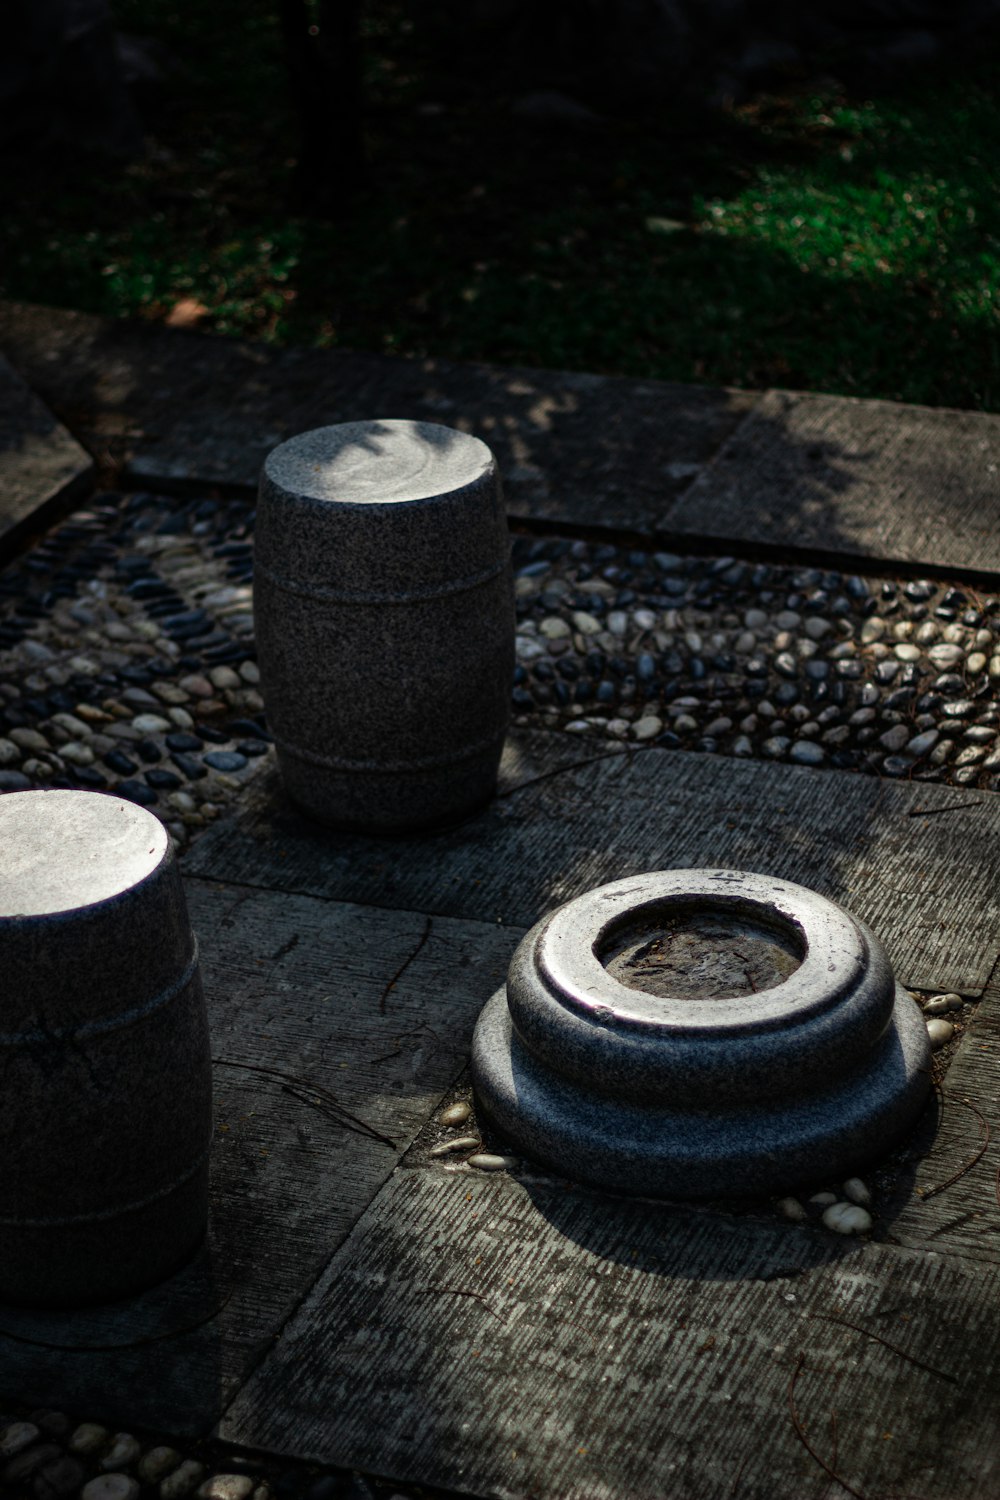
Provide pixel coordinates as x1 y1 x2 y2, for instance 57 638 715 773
82 1479 140 1500
69 1424 110 1457
100 1434 141 1472
879 724 909 752
842 1177 871 1207
161 1460 206 1500
138 1449 182 1485
204 751 248 772
9 727 49 753
777 1196 807 1222
762 736 790 758
468 1153 516 1171
0 1422 41 1458
34 1454 86 1499
809 1192 838 1206
926 1018 955 1048
789 741 824 766
905 729 938 758
131 713 170 735
4 1444 61 1485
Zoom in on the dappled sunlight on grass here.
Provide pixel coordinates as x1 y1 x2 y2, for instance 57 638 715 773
2 0 998 410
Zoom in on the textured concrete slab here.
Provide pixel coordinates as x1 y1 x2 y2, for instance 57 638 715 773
184 729 1000 996
0 354 93 560
220 1158 1000 1500
666 389 1000 575
0 879 518 1435
0 300 753 533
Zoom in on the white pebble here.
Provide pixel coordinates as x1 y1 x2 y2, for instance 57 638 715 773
809 1192 837 1206
429 1136 481 1157
777 1197 807 1222
101 1433 141 1472
160 1460 206 1500
842 1177 871 1207
467 1153 516 1171
924 992 964 1014
196 1476 255 1500
539 616 570 639
926 1018 954 1048
439 1101 472 1126
631 716 662 741
131 713 170 735
822 1202 873 1236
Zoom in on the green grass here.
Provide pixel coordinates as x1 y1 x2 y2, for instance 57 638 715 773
3 0 999 409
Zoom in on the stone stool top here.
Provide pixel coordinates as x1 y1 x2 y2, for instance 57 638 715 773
0 789 168 918
263 419 494 507
256 419 505 600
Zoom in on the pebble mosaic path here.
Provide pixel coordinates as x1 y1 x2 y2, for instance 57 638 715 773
0 1406 437 1500
5 492 1000 856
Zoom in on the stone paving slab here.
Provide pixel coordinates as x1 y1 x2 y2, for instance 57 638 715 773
221 1158 1000 1500
5 301 1000 577
0 879 517 1436
185 729 1000 995
667 389 1000 576
0 299 753 534
0 354 93 563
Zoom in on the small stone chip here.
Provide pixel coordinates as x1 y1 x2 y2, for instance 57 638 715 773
438 1101 472 1126
822 1202 873 1236
430 1135 481 1157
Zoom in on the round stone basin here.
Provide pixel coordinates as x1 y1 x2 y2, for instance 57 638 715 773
470 868 932 1198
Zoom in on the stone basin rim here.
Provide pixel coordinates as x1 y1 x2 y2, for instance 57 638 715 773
535 868 882 1037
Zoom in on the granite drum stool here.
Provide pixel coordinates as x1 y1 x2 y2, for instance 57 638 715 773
471 869 932 1198
254 419 515 832
0 790 213 1306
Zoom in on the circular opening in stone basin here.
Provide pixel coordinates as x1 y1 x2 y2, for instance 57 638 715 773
597 900 806 1000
